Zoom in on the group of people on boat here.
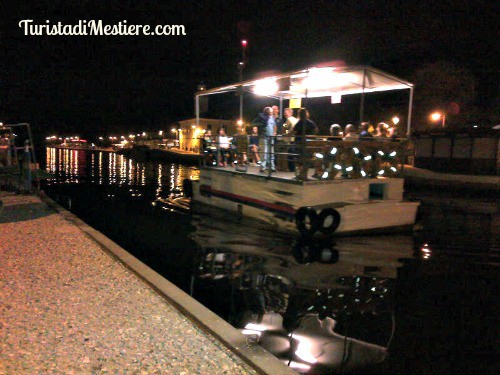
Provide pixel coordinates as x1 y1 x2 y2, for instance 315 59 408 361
201 106 401 175
331 121 399 141
201 106 319 172
249 106 319 173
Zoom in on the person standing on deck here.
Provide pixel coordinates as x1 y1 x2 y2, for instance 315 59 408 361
272 105 286 171
284 108 298 172
283 108 298 136
251 106 276 172
272 105 284 134
291 108 318 179
292 108 318 143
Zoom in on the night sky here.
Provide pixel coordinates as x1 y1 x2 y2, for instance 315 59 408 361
1 0 498 138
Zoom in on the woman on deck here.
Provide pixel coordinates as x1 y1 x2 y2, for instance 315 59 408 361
248 126 261 166
216 127 232 167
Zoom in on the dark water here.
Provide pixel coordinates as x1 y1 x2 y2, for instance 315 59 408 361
42 148 498 374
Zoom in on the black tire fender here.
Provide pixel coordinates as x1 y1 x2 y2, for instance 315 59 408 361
318 208 341 235
295 207 320 235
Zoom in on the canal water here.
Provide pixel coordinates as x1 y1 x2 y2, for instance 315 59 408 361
42 148 497 374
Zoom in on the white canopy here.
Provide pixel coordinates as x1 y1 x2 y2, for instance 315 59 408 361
195 65 414 134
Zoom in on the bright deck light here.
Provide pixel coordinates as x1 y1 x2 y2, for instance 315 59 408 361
378 169 385 175
253 79 278 96
346 166 353 172
322 171 329 178
314 153 324 159
330 147 338 155
352 147 359 154
389 151 397 157
378 150 385 156
334 164 342 170
364 155 372 161
302 68 347 91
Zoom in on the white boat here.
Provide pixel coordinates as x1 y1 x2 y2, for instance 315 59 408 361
190 65 420 236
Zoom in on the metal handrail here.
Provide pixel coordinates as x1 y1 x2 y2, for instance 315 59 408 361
199 135 408 180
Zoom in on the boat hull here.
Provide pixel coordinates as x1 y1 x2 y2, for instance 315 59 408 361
191 168 420 236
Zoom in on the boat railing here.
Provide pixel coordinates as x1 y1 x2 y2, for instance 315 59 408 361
199 135 410 180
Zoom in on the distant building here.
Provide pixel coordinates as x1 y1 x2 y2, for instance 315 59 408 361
175 118 236 152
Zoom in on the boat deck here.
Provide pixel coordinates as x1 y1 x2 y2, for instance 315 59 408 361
204 164 316 183
202 164 392 185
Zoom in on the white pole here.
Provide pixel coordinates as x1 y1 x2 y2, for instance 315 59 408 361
407 87 414 136
195 95 200 125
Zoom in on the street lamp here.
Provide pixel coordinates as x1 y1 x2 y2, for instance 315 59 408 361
430 112 446 128
238 39 248 124
392 116 400 126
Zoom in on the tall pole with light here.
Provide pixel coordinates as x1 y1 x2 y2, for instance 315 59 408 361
430 112 446 128
238 39 248 123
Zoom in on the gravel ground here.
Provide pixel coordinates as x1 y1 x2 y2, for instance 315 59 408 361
0 193 256 374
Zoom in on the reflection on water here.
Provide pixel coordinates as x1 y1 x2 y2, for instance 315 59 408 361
42 148 498 374
190 216 412 373
45 147 199 200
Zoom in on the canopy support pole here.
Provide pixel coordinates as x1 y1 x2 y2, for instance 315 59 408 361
279 97 283 134
26 123 36 165
407 87 414 136
195 95 200 125
239 86 243 122
359 69 366 126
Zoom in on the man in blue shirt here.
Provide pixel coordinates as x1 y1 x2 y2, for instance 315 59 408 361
251 106 276 172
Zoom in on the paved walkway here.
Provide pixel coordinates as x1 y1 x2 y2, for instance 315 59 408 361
0 193 259 374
